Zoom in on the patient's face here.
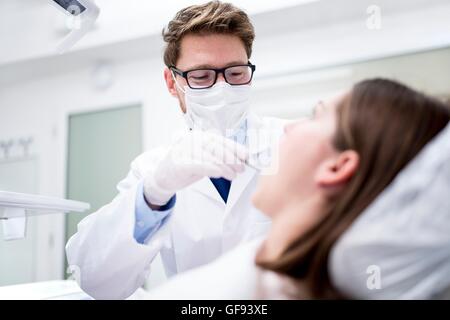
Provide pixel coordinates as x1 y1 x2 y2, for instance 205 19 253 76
253 93 346 217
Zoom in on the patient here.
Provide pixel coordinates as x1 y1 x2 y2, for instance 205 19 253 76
141 78 450 300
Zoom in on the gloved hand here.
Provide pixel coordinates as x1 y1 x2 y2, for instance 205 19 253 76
143 130 249 206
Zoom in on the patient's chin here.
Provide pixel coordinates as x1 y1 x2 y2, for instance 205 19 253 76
251 192 261 209
251 191 265 211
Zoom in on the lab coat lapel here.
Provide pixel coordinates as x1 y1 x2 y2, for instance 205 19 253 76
190 177 225 204
226 113 268 212
226 166 258 212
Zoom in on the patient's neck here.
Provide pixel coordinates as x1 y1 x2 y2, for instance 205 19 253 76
258 194 328 262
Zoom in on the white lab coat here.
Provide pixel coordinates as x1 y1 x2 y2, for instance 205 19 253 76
138 238 264 300
66 113 286 300
132 237 298 300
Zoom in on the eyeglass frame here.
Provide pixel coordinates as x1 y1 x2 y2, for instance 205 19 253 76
169 62 256 89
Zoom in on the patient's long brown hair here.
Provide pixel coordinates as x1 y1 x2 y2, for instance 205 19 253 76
256 78 450 299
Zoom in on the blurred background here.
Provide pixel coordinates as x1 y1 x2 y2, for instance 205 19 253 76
0 0 449 290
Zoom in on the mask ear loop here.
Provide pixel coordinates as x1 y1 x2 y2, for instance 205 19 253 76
172 71 193 131
172 71 186 94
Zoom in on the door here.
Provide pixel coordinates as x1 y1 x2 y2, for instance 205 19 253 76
65 105 142 254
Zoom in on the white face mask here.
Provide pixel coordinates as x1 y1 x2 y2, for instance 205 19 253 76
175 78 251 137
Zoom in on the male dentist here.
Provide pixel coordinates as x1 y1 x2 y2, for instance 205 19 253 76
66 1 285 300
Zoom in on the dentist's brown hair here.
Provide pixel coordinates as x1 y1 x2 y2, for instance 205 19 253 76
256 78 450 299
162 1 255 67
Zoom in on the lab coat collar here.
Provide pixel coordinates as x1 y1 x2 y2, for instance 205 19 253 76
225 165 258 211
190 177 226 205
189 164 258 208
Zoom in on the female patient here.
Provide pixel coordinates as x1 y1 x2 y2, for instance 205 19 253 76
141 78 450 300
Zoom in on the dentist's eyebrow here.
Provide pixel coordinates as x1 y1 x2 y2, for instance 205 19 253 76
187 61 248 70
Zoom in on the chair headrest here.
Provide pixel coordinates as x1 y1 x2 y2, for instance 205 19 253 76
329 122 450 299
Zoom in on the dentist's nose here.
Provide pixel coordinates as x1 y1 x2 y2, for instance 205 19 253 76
217 73 226 83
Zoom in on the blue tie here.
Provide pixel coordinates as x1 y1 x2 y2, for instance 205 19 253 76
210 178 231 203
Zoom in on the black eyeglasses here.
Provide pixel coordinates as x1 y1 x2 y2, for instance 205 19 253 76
170 62 256 89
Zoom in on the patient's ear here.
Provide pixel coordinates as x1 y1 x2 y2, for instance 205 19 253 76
315 150 359 189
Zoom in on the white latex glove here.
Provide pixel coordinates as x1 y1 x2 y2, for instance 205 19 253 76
144 130 249 206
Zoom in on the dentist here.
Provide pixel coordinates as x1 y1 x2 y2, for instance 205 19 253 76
66 1 285 300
